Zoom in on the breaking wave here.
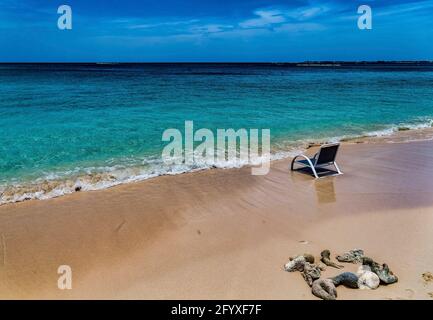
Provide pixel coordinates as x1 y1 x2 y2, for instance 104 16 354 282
1 118 432 205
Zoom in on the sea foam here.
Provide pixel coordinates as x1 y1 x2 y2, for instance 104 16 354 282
1 120 433 205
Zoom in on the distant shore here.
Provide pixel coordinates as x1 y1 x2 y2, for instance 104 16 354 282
1 61 433 66
1 133 433 299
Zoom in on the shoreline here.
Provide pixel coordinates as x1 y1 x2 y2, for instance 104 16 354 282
1 138 433 299
2 124 433 207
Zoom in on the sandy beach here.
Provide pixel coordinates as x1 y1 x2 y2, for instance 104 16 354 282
1 136 433 300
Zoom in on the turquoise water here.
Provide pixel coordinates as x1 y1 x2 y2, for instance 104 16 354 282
1 63 433 203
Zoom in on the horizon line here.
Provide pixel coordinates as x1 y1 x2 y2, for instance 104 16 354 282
1 60 433 64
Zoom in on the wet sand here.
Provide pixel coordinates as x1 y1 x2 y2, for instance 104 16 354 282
1 139 433 299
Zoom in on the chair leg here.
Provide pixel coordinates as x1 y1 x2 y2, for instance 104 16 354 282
290 158 296 171
311 166 319 179
291 155 319 178
333 162 343 175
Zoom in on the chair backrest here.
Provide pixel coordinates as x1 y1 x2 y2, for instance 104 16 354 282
315 143 340 165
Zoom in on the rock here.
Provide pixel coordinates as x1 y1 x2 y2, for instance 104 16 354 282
358 272 380 290
318 262 327 270
422 272 433 283
336 249 364 264
312 279 337 300
362 257 398 284
303 253 315 264
284 256 306 272
357 266 380 290
284 255 323 286
357 265 371 273
302 262 323 286
331 272 359 289
321 250 343 269
284 253 315 272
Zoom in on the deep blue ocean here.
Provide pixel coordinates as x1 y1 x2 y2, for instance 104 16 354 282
1 63 433 203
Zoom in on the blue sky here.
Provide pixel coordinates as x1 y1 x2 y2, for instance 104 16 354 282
0 0 433 61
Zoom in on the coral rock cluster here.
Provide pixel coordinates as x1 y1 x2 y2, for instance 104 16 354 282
284 249 398 300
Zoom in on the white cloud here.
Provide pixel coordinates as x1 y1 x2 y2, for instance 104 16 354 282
189 24 234 34
275 22 325 33
291 6 330 20
127 19 199 30
239 9 286 28
238 5 331 29
112 5 331 41
375 0 433 17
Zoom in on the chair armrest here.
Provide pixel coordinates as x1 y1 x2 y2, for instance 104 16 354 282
290 154 315 171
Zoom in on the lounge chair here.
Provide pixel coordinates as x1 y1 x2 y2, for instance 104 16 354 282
290 143 343 179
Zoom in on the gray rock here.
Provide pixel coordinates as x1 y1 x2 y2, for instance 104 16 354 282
362 257 398 285
312 279 337 300
336 249 364 264
284 253 315 272
331 272 359 289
